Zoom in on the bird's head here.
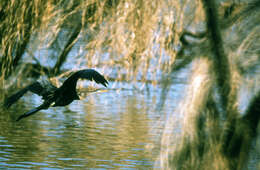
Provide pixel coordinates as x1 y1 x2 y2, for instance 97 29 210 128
74 93 81 100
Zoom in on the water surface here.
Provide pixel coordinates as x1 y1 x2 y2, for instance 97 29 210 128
0 82 183 169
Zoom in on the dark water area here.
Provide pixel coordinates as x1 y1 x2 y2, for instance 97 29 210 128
0 82 184 169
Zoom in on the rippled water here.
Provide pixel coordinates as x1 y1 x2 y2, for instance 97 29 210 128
0 81 184 169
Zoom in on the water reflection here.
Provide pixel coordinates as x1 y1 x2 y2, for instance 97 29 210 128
0 82 182 169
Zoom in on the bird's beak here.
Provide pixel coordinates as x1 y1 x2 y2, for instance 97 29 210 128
97 89 109 93
76 93 83 100
79 95 84 100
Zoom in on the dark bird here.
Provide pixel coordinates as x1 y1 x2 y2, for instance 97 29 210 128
4 69 108 121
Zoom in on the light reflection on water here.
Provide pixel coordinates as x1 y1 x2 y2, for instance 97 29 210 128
0 82 184 169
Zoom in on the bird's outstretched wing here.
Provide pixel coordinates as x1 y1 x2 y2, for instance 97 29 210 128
16 101 50 121
60 69 109 90
4 82 45 108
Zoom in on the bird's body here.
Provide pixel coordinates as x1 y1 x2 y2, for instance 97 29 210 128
4 69 108 121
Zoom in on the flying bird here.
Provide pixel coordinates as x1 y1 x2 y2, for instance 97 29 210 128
4 69 108 121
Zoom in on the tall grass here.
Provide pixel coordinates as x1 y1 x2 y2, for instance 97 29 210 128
0 0 189 85
157 0 260 169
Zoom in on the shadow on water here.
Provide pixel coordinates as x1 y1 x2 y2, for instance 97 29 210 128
0 82 183 169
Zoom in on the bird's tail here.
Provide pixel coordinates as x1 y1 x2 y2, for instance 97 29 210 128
4 88 28 108
16 102 50 121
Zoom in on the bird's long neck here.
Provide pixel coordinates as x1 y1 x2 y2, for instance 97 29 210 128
61 73 79 89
